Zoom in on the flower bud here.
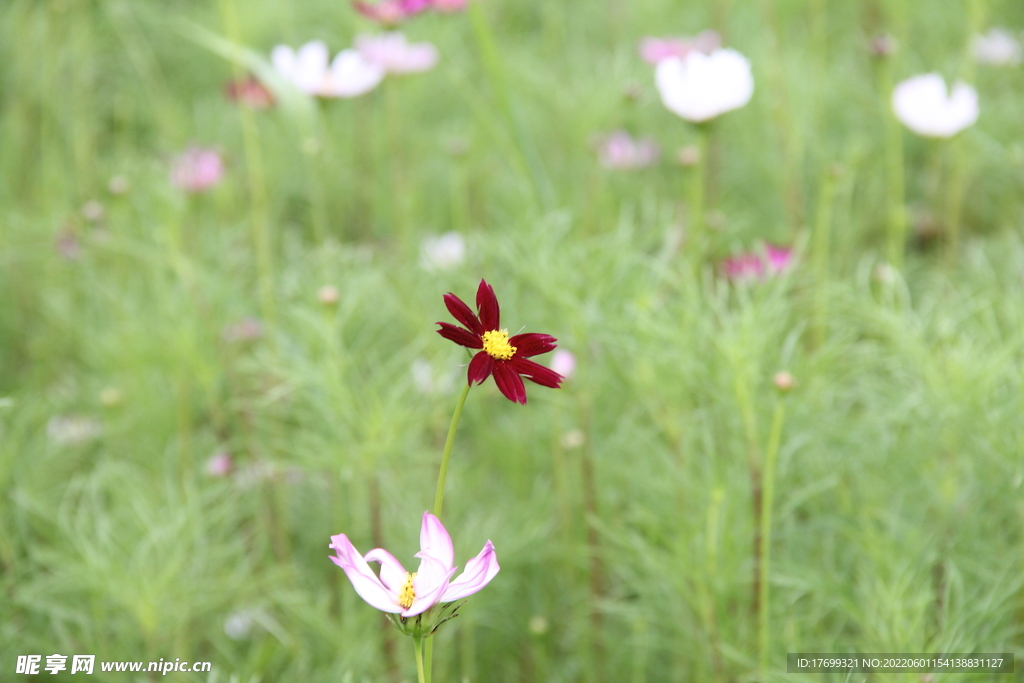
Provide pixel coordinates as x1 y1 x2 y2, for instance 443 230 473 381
773 371 795 393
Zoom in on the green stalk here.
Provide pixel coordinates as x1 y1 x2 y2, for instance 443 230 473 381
811 167 838 348
432 382 472 518
414 635 429 683
687 124 710 266
217 0 276 325
758 398 787 678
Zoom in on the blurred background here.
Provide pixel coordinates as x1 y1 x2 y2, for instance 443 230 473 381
2 0 1024 680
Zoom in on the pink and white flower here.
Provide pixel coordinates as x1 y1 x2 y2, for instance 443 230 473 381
330 512 499 617
595 130 660 169
356 32 439 74
892 74 978 138
170 147 224 192
655 48 754 122
639 30 720 64
721 244 793 282
271 41 384 98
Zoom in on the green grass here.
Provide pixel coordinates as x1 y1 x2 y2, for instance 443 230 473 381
2 0 1024 681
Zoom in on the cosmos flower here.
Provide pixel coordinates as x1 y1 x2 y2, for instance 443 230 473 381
170 147 224 192
431 0 466 12
271 41 384 98
971 28 1022 65
639 29 720 64
721 244 793 282
655 48 754 122
892 74 978 138
437 279 564 404
594 130 660 169
353 0 431 25
420 232 466 271
225 75 275 109
356 32 439 74
330 512 499 617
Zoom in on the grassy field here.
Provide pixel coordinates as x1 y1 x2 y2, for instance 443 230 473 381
2 0 1024 681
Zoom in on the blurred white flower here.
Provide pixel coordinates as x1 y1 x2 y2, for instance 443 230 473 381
411 358 455 396
271 41 384 98
420 231 465 271
892 74 978 138
47 415 102 446
224 611 253 640
971 28 1022 65
560 429 586 449
655 48 754 122
594 130 659 169
356 32 439 74
550 350 576 379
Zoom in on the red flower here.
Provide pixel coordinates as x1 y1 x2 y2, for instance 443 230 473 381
437 280 564 404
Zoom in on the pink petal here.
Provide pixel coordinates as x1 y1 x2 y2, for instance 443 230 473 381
419 512 454 570
406 554 456 617
363 547 409 592
329 534 402 613
441 540 500 602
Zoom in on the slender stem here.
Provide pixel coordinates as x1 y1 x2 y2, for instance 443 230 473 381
812 167 838 348
432 382 472 517
687 124 709 265
758 399 787 678
878 51 906 269
414 636 428 683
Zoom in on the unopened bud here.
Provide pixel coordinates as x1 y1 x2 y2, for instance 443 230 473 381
773 371 795 393
677 144 701 167
528 616 549 636
318 285 340 306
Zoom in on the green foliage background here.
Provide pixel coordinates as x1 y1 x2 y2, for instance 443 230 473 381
2 0 1024 681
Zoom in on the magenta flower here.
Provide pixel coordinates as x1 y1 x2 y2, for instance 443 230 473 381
431 0 466 11
353 0 431 24
595 130 660 170
437 279 564 404
639 30 721 64
721 244 793 282
170 147 224 192
330 512 499 617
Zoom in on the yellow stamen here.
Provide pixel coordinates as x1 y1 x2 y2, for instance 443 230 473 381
482 329 516 360
398 572 417 609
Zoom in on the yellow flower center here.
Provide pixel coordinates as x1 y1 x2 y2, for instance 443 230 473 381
398 572 416 610
482 329 516 360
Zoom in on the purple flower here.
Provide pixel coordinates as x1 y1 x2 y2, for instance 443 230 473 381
595 130 660 169
330 512 499 617
721 245 793 282
170 147 224 192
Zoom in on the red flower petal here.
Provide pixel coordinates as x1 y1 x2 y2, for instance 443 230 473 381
444 293 482 335
476 279 500 331
436 323 483 349
509 357 563 388
492 361 527 404
509 333 557 358
467 352 494 385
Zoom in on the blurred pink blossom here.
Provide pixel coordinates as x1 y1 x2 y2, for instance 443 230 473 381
225 75 275 109
431 0 466 12
206 452 233 477
639 30 720 64
721 245 793 282
595 130 659 169
354 0 431 24
550 350 576 379
171 147 224 192
356 32 439 74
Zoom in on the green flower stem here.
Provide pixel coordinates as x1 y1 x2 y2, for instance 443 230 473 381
433 382 472 518
687 123 710 266
811 166 838 348
413 635 428 683
879 57 907 270
757 397 787 678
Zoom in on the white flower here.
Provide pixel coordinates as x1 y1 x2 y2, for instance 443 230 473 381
971 28 1022 65
356 32 439 74
420 231 465 271
271 41 384 98
655 48 754 122
892 73 978 138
